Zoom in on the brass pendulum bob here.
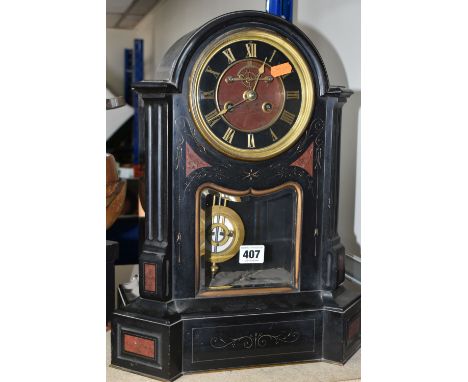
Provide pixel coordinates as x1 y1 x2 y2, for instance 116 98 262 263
208 194 244 280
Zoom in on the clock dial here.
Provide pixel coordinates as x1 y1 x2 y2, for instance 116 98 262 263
189 29 314 161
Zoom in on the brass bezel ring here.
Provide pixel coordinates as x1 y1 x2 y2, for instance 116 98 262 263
189 28 315 161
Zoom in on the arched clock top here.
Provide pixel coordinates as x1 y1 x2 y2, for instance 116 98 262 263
134 11 329 96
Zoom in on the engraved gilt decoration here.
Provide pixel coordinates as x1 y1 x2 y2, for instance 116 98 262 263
210 329 300 350
243 168 261 181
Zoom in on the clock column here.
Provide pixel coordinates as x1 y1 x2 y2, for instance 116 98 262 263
138 93 172 301
318 87 353 290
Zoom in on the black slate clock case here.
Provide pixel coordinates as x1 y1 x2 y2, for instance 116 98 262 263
111 11 361 381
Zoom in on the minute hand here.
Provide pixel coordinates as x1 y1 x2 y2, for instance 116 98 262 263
252 57 267 92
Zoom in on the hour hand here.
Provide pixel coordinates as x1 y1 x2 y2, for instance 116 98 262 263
206 99 247 124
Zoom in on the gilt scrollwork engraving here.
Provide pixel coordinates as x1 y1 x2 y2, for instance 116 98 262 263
288 117 323 158
175 115 207 153
313 118 325 172
314 136 323 172
183 163 233 194
266 164 312 190
174 135 185 171
312 118 324 131
210 329 300 351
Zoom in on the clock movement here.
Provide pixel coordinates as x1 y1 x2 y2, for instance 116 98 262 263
111 11 361 381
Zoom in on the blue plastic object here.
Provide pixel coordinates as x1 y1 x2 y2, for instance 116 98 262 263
266 0 293 22
124 49 133 105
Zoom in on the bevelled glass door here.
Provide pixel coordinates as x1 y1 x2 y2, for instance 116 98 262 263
195 182 302 297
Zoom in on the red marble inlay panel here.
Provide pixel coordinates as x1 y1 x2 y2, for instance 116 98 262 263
186 143 210 177
290 143 314 176
123 333 156 359
347 316 361 342
144 263 157 293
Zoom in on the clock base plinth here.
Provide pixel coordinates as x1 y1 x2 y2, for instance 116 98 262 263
111 281 360 381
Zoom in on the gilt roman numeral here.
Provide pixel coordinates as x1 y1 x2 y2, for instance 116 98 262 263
269 49 277 63
286 90 300 100
222 48 236 64
205 65 220 78
280 110 296 125
247 133 255 148
222 127 235 143
201 90 214 99
270 128 279 142
245 43 257 58
205 109 221 127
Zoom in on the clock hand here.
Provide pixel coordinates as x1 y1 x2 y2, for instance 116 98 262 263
252 57 267 92
206 98 248 124
228 98 248 110
207 61 269 125
206 103 229 123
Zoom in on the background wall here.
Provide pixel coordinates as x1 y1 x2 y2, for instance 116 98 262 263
107 25 154 95
294 0 361 259
106 0 361 262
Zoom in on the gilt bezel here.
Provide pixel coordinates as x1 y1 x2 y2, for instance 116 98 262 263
189 28 315 161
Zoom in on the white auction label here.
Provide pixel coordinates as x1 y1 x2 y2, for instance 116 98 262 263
239 245 265 264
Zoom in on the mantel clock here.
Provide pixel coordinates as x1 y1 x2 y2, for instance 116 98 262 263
111 11 361 381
